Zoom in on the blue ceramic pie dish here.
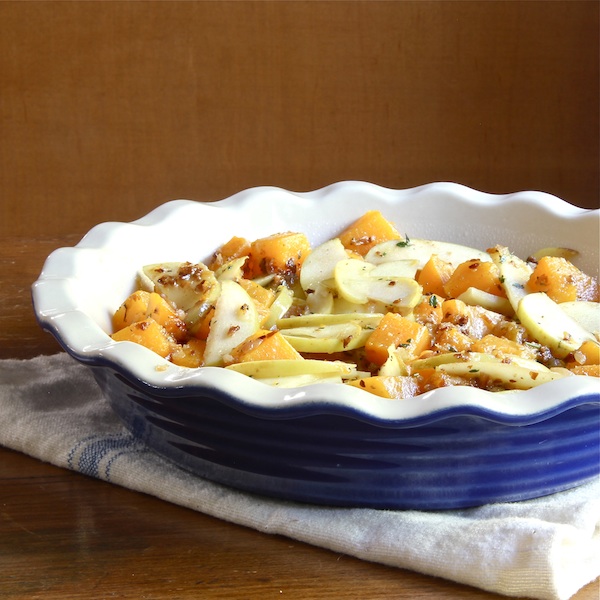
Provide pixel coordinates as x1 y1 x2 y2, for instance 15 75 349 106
32 182 600 509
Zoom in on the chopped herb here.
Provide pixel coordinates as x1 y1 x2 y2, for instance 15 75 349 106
469 369 479 373
525 341 542 349
429 295 438 308
512 283 525 289
396 235 411 248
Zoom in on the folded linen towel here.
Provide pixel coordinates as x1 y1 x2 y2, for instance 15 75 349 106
0 353 598 600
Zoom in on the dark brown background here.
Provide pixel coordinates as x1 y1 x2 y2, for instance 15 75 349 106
1 0 598 242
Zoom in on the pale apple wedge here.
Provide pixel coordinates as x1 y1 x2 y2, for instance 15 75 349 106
204 280 260 366
281 322 372 353
365 238 490 269
334 258 422 308
226 358 358 377
559 301 600 338
516 292 595 358
457 287 514 317
276 312 383 330
262 285 295 329
437 359 563 390
488 245 532 313
141 261 220 328
299 238 349 292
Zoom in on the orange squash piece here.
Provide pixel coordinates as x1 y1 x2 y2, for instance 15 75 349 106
525 256 599 302
568 364 599 377
171 338 206 368
192 306 215 340
245 232 311 281
413 294 445 330
348 375 420 399
238 278 276 326
571 340 600 366
444 259 506 299
365 312 432 366
111 319 176 358
417 255 453 297
226 329 303 364
471 334 538 360
337 210 401 257
113 291 187 342
414 367 473 392
146 292 188 342
112 290 152 332
441 298 469 324
433 325 472 353
208 236 251 270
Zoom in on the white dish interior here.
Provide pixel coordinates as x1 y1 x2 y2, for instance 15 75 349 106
32 181 600 422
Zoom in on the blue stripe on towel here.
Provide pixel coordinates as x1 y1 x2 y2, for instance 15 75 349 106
67 433 146 481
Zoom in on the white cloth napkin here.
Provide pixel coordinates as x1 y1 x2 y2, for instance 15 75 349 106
1 353 598 600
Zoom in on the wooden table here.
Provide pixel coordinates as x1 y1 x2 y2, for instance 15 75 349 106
1 236 598 599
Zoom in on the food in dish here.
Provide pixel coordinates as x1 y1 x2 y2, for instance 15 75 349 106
110 210 599 398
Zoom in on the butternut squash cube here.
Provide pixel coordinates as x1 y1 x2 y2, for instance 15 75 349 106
245 232 311 281
112 290 151 332
338 210 401 257
568 364 599 377
208 236 251 270
113 291 187 342
471 334 538 360
171 338 206 368
444 259 506 299
348 375 420 399
226 329 303 364
111 319 176 358
146 292 187 342
413 294 444 330
433 325 473 353
365 312 431 366
572 340 600 365
238 278 276 326
525 256 599 303
417 255 453 297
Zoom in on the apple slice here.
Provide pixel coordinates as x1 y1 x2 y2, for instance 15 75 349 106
559 301 600 337
370 260 420 279
203 280 260 366
213 256 247 282
280 322 371 353
141 261 221 329
334 258 422 308
365 239 490 269
516 292 595 358
300 238 349 293
226 358 357 379
488 245 533 313
437 359 562 390
277 312 383 330
457 287 514 317
262 285 295 329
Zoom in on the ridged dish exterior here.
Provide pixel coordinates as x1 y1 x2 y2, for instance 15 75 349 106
93 363 600 509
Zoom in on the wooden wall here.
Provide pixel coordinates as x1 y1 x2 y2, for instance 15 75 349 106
1 1 598 240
